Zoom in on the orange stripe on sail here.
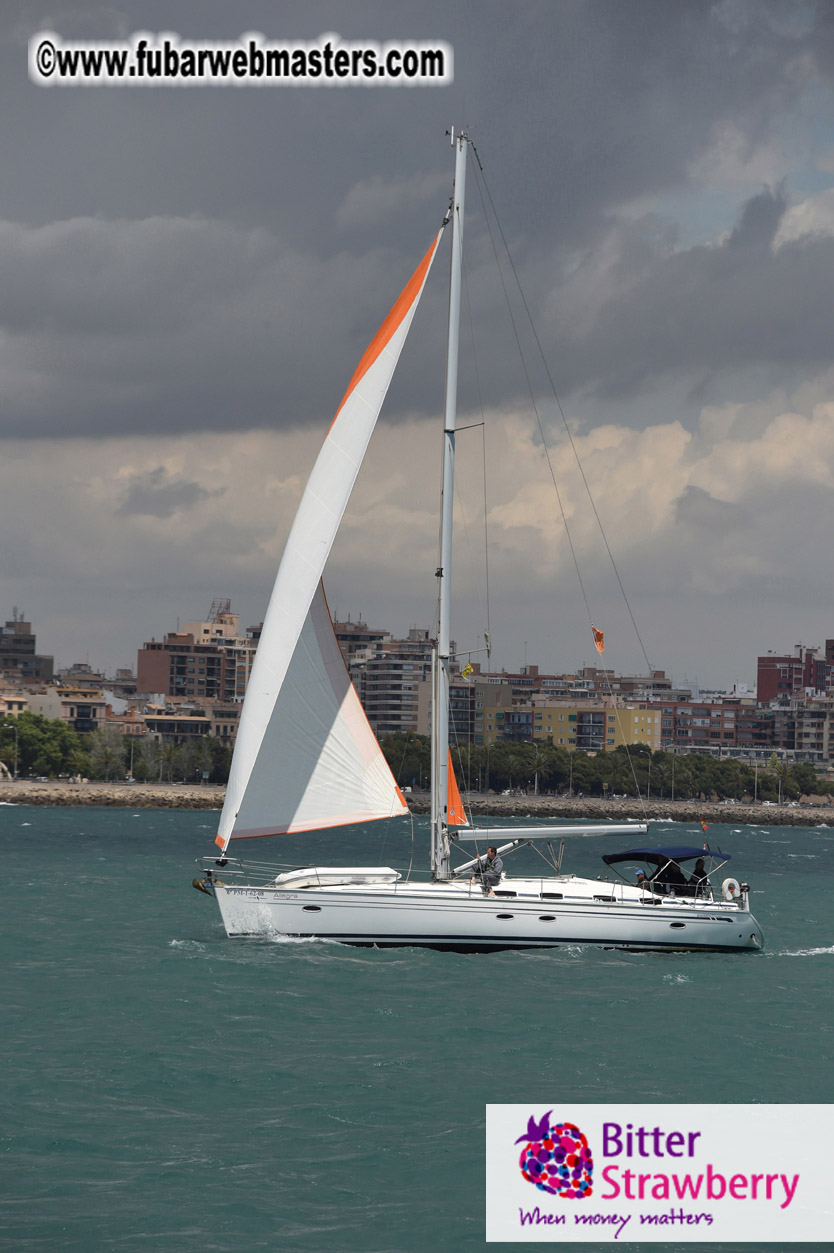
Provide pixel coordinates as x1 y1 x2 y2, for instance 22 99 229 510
331 230 443 427
215 833 226 849
447 750 468 827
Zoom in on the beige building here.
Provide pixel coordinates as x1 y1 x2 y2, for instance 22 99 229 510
474 688 663 752
0 690 28 716
26 685 107 733
104 705 149 738
137 600 259 703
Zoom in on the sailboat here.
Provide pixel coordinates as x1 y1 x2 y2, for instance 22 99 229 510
195 132 764 953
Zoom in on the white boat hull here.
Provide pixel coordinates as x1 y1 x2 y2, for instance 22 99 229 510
211 877 764 953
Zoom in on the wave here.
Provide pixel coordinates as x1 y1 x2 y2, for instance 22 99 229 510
770 945 834 958
264 931 343 946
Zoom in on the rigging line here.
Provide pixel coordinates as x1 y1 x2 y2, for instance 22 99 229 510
472 144 654 676
460 216 492 654
470 157 649 823
405 807 416 882
448 204 490 657
469 156 596 635
590 676 649 820
444 202 486 815
380 729 421 857
433 196 458 645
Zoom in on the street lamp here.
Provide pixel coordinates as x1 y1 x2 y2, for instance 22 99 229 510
637 746 652 800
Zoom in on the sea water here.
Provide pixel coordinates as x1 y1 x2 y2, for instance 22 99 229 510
1 805 831 1252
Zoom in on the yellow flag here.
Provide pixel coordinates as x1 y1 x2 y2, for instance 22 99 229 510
461 663 474 678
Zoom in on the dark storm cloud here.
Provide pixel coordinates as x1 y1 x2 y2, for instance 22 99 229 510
1 0 832 441
3 181 832 441
0 212 448 438
556 186 834 400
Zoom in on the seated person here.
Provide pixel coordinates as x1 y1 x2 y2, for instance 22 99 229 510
470 846 503 896
652 857 688 894
688 857 711 897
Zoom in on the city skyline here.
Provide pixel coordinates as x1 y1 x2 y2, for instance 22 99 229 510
7 602 834 709
4 3 834 688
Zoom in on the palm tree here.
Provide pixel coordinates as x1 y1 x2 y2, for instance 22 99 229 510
89 727 126 781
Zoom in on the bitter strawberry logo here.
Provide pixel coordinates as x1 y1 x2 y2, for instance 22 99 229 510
516 1111 594 1198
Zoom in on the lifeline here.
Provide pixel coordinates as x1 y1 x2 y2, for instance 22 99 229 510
601 1164 799 1209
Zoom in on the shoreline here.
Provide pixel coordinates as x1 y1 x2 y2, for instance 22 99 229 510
0 779 831 827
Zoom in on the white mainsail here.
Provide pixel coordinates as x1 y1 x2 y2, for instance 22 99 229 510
216 231 443 850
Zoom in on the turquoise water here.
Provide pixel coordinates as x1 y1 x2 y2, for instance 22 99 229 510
2 806 832 1252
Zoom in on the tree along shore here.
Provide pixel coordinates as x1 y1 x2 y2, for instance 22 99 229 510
0 778 831 827
3 718 833 813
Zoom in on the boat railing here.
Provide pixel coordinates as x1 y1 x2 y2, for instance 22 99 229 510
198 856 296 886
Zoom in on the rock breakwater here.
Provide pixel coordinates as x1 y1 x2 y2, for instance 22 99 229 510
0 780 830 827
0 780 224 809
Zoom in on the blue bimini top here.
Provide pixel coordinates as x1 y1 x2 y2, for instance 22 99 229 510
601 846 730 868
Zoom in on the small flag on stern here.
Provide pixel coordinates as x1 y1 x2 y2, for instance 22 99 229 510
461 662 474 678
592 625 605 654
701 819 709 833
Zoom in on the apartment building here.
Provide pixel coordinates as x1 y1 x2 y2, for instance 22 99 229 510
332 617 390 663
757 644 832 702
136 600 258 702
0 615 53 686
353 628 434 736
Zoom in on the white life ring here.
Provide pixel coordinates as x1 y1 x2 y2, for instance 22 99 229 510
722 877 741 902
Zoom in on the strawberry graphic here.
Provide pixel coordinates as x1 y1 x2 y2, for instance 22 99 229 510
517 1116 594 1199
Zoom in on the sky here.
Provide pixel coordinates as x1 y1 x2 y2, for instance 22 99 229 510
4 0 834 691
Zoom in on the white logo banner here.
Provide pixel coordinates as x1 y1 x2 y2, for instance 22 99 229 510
486 1104 831 1242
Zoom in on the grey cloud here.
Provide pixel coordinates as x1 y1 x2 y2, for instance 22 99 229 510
727 183 788 250
557 186 834 402
673 485 749 532
116 467 220 518
4 0 834 688
0 212 447 439
2 182 833 444
0 1 832 443
336 172 450 231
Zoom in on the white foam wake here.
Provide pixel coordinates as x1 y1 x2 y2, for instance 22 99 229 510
776 945 834 957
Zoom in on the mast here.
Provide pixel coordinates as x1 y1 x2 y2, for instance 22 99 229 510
431 129 467 880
